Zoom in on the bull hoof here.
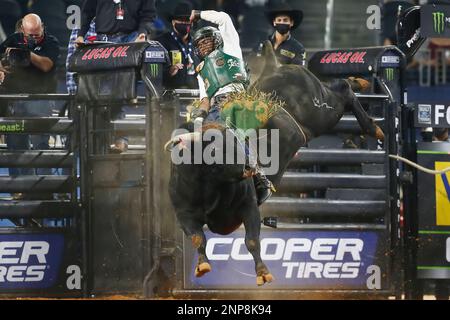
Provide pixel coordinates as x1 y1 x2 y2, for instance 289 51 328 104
195 262 212 278
375 125 385 141
256 273 274 286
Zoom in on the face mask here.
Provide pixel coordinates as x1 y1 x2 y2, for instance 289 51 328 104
274 23 291 35
175 23 191 36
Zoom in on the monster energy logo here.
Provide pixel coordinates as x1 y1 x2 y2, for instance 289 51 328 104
149 64 159 77
433 12 446 34
385 68 395 81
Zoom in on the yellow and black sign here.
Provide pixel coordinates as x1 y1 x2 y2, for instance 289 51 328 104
171 50 182 65
435 162 450 226
417 143 450 279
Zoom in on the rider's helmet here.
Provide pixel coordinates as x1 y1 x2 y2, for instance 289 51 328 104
193 26 223 59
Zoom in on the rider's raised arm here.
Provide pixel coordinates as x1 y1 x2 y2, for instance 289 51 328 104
199 11 243 60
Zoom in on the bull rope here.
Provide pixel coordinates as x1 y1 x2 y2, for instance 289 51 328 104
389 154 450 175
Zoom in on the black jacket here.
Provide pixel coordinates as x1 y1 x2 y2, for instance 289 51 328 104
80 0 156 37
257 34 306 66
155 31 200 89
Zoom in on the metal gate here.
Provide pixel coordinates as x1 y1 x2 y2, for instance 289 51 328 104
0 93 83 297
0 44 409 299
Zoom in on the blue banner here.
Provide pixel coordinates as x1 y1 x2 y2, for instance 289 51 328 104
0 234 65 290
185 230 382 290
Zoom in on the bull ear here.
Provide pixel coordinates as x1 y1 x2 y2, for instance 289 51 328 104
249 40 280 90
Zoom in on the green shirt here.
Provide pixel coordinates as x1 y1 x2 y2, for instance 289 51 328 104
197 48 248 98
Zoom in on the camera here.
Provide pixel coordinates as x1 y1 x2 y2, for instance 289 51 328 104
1 48 31 69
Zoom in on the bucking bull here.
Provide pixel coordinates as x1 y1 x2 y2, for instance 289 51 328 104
167 42 384 286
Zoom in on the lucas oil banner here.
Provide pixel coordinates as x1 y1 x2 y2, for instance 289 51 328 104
184 229 388 290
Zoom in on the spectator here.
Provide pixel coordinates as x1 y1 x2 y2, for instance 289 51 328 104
77 0 156 45
66 19 96 95
257 2 306 66
76 0 157 153
158 0 201 26
155 1 200 90
0 14 59 93
434 128 449 142
15 18 23 32
0 14 60 181
427 38 450 66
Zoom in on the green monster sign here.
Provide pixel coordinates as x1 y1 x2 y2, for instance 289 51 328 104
421 4 450 37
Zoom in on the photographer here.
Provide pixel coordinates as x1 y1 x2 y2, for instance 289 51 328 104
0 14 59 94
0 13 60 180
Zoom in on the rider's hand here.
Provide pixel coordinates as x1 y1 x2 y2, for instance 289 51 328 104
0 71 5 85
190 107 208 121
135 33 147 42
169 63 184 76
190 10 201 24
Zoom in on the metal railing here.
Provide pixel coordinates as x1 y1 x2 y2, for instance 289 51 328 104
415 48 450 87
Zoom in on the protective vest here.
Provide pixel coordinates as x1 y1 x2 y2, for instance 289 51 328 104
197 49 248 98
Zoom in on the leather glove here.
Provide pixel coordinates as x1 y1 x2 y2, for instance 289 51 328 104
190 108 208 121
190 10 201 23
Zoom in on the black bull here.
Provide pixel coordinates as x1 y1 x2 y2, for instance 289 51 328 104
168 43 383 286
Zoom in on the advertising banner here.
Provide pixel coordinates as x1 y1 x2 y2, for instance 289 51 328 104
414 103 450 128
416 142 450 279
0 232 82 293
184 229 388 290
